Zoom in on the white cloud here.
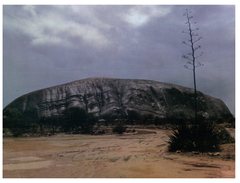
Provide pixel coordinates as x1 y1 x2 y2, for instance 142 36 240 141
4 6 110 48
31 35 64 46
22 5 37 16
124 6 172 27
68 6 112 30
68 24 110 46
126 9 149 27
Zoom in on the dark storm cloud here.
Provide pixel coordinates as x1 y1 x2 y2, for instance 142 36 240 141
3 5 235 114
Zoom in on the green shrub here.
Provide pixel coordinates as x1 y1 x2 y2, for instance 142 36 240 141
62 107 96 134
113 123 126 134
214 125 235 144
168 121 220 152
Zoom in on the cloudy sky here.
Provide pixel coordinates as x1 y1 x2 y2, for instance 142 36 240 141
3 5 235 114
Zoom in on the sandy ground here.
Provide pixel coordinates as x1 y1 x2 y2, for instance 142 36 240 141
3 128 235 178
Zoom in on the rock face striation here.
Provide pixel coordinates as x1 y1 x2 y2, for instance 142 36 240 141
4 78 233 123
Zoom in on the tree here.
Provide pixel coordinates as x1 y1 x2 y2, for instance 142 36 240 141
168 9 222 152
63 107 95 134
112 122 127 134
3 108 39 136
3 108 25 136
182 8 203 123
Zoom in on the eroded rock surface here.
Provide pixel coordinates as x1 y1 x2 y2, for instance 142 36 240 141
4 78 233 122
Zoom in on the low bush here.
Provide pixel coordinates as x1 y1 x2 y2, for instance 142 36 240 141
168 121 221 152
112 123 126 134
214 125 234 144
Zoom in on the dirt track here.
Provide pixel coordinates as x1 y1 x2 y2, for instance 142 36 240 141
3 129 235 178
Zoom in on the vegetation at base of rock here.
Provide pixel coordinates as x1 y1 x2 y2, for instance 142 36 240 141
168 120 234 152
3 108 39 137
62 107 96 134
214 125 235 144
112 123 127 134
168 121 220 152
3 106 234 139
3 107 96 136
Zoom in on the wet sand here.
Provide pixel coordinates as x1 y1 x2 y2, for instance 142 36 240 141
3 129 235 178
